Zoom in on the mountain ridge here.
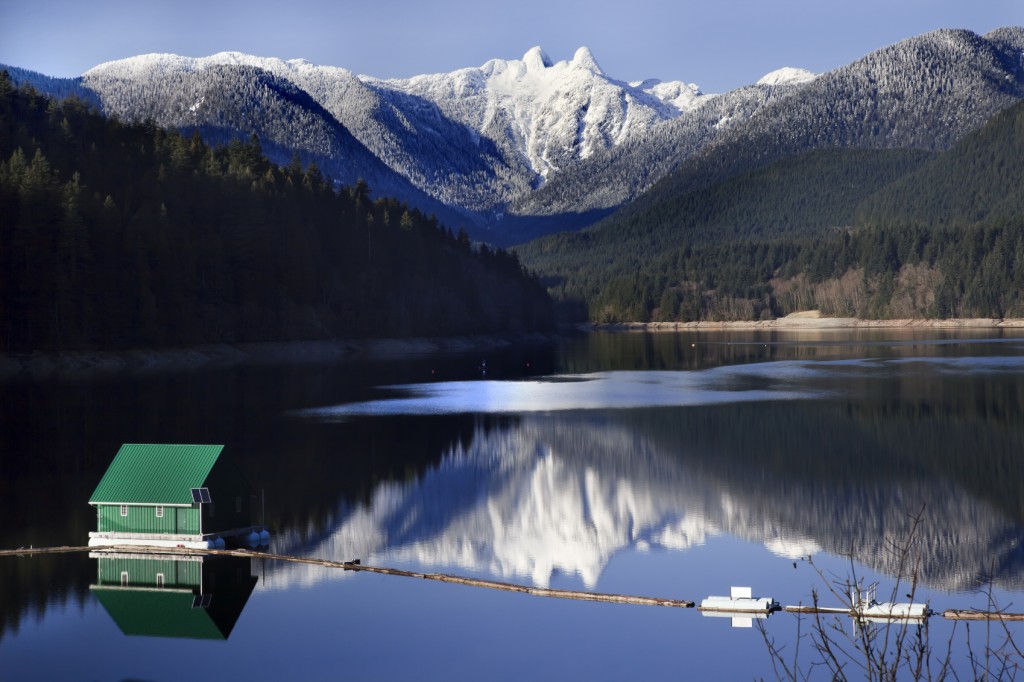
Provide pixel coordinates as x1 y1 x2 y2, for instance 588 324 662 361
3 27 1022 246
597 26 1024 239
3 45 741 240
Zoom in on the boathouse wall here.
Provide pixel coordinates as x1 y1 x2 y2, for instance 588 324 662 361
97 504 200 535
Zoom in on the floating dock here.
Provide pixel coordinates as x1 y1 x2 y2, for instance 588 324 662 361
699 586 779 613
87 526 270 550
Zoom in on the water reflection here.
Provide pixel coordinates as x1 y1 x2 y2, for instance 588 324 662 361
293 364 827 419
277 356 1024 594
90 553 256 640
4 331 1024 649
558 328 1024 374
295 356 1024 418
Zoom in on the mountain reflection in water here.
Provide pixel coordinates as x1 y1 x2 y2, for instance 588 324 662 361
277 357 1024 593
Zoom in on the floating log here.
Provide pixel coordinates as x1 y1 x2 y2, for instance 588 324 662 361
785 605 856 615
943 609 1024 621
5 544 1023 619
0 545 89 557
79 545 696 609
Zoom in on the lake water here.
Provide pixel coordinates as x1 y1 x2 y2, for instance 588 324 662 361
2 329 1024 680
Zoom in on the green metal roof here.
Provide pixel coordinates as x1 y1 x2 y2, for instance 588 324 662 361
89 444 224 505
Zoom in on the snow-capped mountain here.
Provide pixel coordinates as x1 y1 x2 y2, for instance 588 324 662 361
503 79 807 237
507 27 1024 238
75 46 705 229
6 26 1023 243
626 27 1024 215
366 46 703 183
78 52 477 230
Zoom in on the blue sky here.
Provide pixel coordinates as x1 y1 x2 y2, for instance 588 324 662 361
1 0 1021 92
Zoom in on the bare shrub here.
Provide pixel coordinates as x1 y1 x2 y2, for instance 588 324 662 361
759 507 1024 680
888 264 944 319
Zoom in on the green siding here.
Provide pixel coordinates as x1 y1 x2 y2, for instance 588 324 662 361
96 557 203 588
97 504 191 534
177 507 200 534
89 444 223 505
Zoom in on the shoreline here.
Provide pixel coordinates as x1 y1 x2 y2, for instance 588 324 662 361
5 316 1024 378
0 332 563 379
583 315 1024 332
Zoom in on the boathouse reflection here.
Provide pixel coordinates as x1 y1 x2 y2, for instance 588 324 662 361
90 553 257 640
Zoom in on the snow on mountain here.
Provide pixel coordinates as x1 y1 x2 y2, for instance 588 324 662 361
640 79 708 111
83 53 390 186
756 66 817 86
45 27 1023 244
81 51 487 229
503 80 799 236
364 46 706 182
542 26 1024 247
79 47 706 221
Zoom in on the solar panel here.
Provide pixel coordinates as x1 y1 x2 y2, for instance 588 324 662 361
191 487 212 504
191 488 202 504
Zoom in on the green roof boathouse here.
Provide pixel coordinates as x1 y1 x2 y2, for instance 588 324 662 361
88 444 269 549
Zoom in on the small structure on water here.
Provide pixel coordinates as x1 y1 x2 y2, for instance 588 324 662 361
700 586 780 628
88 444 269 549
852 586 930 621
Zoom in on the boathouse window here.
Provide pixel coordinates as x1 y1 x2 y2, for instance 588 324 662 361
156 505 164 518
156 573 164 587
236 496 242 513
120 571 128 586
120 505 128 517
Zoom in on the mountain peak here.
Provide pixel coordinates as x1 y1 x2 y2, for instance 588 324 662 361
756 67 817 86
522 46 553 72
571 46 603 74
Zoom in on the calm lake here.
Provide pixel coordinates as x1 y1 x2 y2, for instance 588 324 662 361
3 329 1024 680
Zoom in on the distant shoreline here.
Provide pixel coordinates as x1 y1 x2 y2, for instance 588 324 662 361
5 317 1024 378
584 314 1024 332
0 333 563 379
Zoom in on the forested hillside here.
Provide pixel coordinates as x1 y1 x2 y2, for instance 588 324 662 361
0 73 553 351
518 99 1024 322
499 80 808 241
